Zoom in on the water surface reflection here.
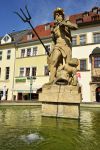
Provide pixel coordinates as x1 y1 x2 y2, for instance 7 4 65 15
0 106 100 150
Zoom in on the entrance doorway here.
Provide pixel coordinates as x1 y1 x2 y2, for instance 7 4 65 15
17 92 38 100
0 91 3 100
18 93 22 100
96 87 100 102
0 90 8 100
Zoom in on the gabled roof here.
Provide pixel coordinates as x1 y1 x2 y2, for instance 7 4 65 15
19 22 54 43
0 30 30 46
9 30 30 43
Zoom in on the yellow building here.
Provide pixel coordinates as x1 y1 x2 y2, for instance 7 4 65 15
13 24 53 100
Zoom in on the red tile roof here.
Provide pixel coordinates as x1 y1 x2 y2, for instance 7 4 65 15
69 10 100 23
20 22 54 43
19 7 100 43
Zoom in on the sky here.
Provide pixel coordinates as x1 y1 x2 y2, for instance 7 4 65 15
0 0 100 36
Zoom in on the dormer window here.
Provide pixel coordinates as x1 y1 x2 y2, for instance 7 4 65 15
3 35 10 42
27 33 33 41
92 15 100 21
97 9 100 14
92 7 98 13
82 11 89 17
45 24 50 30
1 34 12 44
76 18 83 24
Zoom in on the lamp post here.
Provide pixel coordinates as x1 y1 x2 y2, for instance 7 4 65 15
29 76 36 101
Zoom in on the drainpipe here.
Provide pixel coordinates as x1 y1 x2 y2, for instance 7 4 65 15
29 76 36 101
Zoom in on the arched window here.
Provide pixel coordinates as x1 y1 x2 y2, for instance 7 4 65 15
96 87 100 102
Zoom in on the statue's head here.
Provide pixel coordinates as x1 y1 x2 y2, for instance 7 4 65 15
53 7 64 22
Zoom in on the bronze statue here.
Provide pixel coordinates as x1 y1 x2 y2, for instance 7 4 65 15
47 8 78 85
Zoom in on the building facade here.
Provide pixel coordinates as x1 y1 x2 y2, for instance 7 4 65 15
13 24 53 100
0 34 16 100
0 7 100 102
0 30 32 100
71 6 100 102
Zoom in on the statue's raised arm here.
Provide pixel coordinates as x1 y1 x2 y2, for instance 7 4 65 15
60 19 78 30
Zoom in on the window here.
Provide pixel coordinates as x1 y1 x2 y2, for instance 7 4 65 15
98 10 100 14
33 47 38 56
82 12 89 17
45 24 50 30
93 9 98 13
72 36 77 46
45 45 50 54
27 48 31 56
5 67 10 80
44 66 49 76
19 68 24 76
93 33 100 43
80 59 87 71
92 7 98 13
26 68 30 76
0 51 2 60
92 15 100 21
32 67 37 76
76 18 83 24
94 57 100 68
0 68 1 78
21 49 25 57
7 50 11 59
3 35 10 42
27 34 33 41
80 35 86 45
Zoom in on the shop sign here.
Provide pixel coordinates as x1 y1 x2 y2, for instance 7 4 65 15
15 78 26 83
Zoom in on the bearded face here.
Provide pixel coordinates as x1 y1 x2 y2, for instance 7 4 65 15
55 13 63 23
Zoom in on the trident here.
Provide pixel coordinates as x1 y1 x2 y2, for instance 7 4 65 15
14 6 49 55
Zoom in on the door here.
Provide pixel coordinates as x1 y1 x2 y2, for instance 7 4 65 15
96 87 100 102
18 93 22 100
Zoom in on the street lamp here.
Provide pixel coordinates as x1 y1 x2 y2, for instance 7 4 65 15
29 76 36 101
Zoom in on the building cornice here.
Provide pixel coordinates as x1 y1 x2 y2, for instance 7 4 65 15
0 43 17 49
78 20 100 28
16 36 52 48
72 42 100 48
90 82 100 84
16 54 47 59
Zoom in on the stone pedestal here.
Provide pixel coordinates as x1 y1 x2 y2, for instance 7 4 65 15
39 84 81 119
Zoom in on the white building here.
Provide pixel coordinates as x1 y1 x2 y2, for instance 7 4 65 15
71 6 100 102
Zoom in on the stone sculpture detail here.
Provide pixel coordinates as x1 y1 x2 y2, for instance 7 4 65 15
47 8 78 85
39 8 81 119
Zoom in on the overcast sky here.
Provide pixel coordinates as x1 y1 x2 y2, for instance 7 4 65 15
0 0 99 36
